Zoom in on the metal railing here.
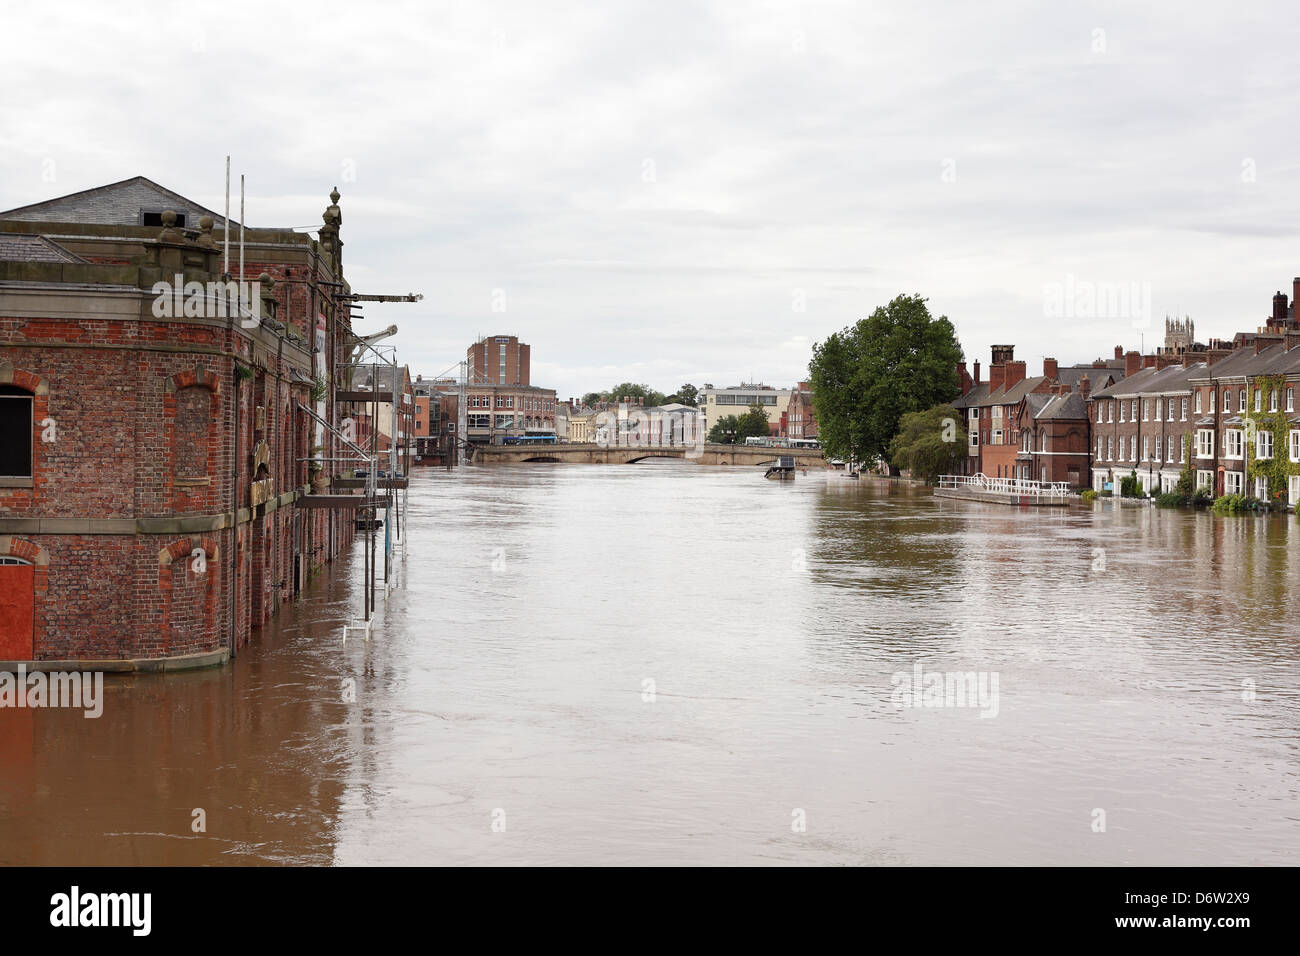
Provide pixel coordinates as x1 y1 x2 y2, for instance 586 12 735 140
937 473 1072 499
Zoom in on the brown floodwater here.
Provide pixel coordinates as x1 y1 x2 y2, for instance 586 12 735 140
2 465 1298 865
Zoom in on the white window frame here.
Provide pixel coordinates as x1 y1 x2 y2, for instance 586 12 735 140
1257 430 1273 460
1196 429 1214 459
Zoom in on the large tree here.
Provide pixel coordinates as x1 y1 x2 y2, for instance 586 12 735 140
735 402 771 442
707 414 740 443
585 382 668 407
808 294 963 467
667 383 698 407
888 404 966 483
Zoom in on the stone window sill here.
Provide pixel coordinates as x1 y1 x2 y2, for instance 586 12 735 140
0 478 34 488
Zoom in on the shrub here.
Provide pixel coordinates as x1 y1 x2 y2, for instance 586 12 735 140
1080 489 1098 504
1211 493 1249 515
1119 471 1144 498
1155 492 1185 508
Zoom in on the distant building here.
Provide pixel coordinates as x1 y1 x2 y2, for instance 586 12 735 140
468 334 530 386
785 382 817 439
700 383 792 436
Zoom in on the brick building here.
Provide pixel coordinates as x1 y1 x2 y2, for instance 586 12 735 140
468 334 530 386
0 177 375 668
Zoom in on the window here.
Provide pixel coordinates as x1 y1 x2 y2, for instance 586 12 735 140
467 414 490 428
1041 432 1047 452
1291 430 1300 462
1197 470 1213 490
1143 436 1150 460
1224 429 1243 459
1291 475 1300 505
1097 403 1103 424
1288 388 1295 412
1195 392 1202 414
1196 429 1214 458
1270 390 1278 412
1107 436 1113 460
1225 390 1232 413
0 385 34 478
1108 402 1114 423
1130 436 1137 461
1119 402 1125 423
1225 471 1244 495
1179 438 1185 464
1167 437 1176 463
1143 400 1150 421
1155 398 1162 420
1181 398 1187 421
1238 389 1246 412
1154 436 1161 461
1256 476 1268 500
1167 399 1174 422
1097 437 1104 460
1131 399 1138 420
1257 430 1273 460
1254 389 1262 413
142 210 187 227
447 423 456 432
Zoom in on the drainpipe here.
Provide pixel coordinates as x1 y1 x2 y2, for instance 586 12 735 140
229 349 240 659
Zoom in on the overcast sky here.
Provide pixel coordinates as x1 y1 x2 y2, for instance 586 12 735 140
4 1 1300 399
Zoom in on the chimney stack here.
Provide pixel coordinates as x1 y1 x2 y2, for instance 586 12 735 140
1124 350 1142 377
973 360 980 384
1079 374 1091 399
1142 354 1157 369
1114 345 1124 361
1273 290 1289 323
1004 360 1027 389
1286 331 1300 352
1207 347 1230 366
1292 277 1300 314
1043 357 1058 380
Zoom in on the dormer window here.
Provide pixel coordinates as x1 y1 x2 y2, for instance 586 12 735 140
142 210 187 227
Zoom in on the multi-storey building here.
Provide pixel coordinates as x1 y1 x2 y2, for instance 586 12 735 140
784 382 817 440
700 383 792 436
468 334 530 386
0 177 374 668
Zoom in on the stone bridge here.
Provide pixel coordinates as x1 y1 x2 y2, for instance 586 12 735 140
471 443 827 466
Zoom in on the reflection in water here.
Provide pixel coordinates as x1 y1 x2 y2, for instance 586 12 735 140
2 466 1297 865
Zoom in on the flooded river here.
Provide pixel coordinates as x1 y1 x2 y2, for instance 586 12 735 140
2 465 1298 865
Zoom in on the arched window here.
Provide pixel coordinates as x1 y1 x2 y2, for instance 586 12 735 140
0 385 33 478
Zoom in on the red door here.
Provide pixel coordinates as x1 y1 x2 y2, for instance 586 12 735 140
0 563 34 659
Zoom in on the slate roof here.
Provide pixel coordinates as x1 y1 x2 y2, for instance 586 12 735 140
0 176 238 228
950 383 990 411
0 233 85 263
1035 392 1088 420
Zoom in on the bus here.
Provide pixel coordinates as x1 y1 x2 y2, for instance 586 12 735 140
789 438 821 449
501 434 558 445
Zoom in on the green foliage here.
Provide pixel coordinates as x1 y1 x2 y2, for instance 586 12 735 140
1155 492 1185 508
735 403 772 442
1176 434 1195 497
235 362 255 383
1243 375 1296 509
1191 489 1213 508
1212 493 1250 515
588 382 668 408
310 374 327 402
1080 489 1099 504
707 414 740 444
887 404 966 484
807 294 964 465
1119 470 1144 498
667 384 698 407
